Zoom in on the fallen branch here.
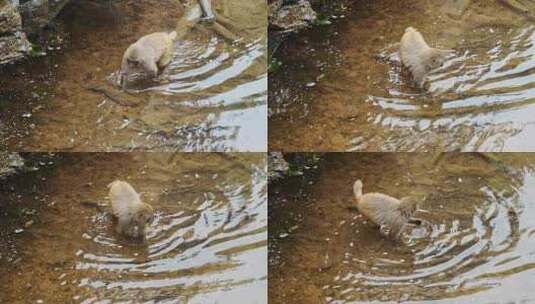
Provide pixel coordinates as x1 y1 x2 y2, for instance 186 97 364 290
82 85 141 107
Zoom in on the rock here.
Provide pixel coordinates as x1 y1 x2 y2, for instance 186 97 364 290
0 0 30 65
17 0 71 33
269 0 317 33
269 152 289 182
0 0 21 34
0 152 24 178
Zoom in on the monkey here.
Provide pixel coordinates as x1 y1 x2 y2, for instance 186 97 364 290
399 27 453 88
119 31 177 87
118 0 217 87
108 180 154 239
353 179 419 239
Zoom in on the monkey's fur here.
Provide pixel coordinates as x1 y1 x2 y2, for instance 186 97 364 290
353 179 418 238
400 27 453 88
118 1 216 87
108 180 154 239
119 31 177 87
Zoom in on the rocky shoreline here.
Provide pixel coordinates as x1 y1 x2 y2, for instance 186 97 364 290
0 0 30 65
0 0 83 65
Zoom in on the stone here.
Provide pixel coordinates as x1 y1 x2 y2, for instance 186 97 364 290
269 0 317 33
0 152 24 178
0 0 30 65
17 0 71 33
269 152 289 182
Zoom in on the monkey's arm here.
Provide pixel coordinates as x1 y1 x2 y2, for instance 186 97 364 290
116 216 132 236
143 59 159 78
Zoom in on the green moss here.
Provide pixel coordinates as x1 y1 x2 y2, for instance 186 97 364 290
28 44 45 57
269 57 283 73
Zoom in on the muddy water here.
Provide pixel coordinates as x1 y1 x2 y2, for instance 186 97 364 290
269 153 535 303
269 0 535 152
0 0 266 152
0 153 267 303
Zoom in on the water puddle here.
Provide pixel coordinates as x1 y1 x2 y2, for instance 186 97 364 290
0 153 267 303
269 0 535 151
0 0 267 152
269 153 535 303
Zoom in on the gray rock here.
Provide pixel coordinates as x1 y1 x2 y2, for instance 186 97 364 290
269 0 317 33
1 0 22 34
269 152 289 182
0 0 30 64
17 0 71 33
0 152 24 178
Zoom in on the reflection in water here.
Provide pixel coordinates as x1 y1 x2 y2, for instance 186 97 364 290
269 153 535 303
0 153 267 303
269 0 535 151
0 0 266 152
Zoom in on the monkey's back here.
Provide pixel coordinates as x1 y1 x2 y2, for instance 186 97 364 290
357 192 408 234
400 27 432 86
122 32 175 68
108 180 142 219
136 32 175 58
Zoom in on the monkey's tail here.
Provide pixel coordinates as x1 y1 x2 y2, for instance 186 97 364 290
353 179 363 203
169 31 178 41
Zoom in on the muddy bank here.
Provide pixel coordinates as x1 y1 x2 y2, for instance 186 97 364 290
1 0 267 152
269 0 535 152
270 153 535 303
0 153 267 303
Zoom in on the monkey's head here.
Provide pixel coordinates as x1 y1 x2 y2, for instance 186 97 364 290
119 48 149 88
399 197 419 219
136 203 155 228
427 48 454 70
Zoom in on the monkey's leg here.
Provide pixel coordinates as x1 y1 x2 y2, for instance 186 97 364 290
143 60 159 78
116 217 130 236
379 225 392 238
158 50 173 71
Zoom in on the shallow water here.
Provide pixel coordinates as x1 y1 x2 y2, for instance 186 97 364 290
269 0 535 152
0 153 267 303
269 153 535 303
0 0 267 152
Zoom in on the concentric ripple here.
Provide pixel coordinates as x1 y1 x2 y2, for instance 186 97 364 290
270 154 535 303
1 153 267 303
366 25 535 151
269 0 535 152
98 1 268 152
0 0 266 152
77 156 266 302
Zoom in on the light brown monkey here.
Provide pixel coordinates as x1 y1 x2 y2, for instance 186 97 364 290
119 31 177 87
118 1 216 87
400 27 453 88
353 179 418 238
108 180 154 239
